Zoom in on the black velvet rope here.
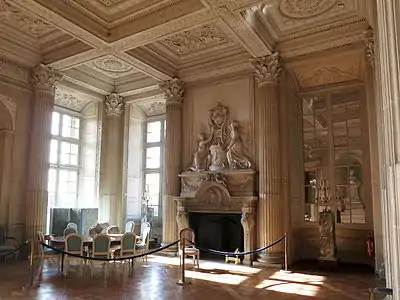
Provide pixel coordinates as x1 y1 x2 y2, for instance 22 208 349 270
40 240 179 262
1 239 30 257
186 234 286 256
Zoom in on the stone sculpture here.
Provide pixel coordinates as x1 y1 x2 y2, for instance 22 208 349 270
188 102 252 171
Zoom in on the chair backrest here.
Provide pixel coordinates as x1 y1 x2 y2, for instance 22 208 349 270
92 234 111 258
124 221 135 233
179 228 195 249
66 222 78 231
63 227 77 237
140 222 150 240
65 234 83 255
37 231 45 256
106 225 120 234
121 232 136 256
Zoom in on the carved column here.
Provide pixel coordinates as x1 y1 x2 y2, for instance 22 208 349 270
25 64 61 241
159 78 185 250
374 1 400 295
252 53 284 264
241 204 256 265
99 93 125 227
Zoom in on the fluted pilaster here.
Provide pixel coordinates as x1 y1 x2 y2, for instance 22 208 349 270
99 93 125 226
159 78 185 249
251 53 284 264
374 1 400 295
25 64 61 241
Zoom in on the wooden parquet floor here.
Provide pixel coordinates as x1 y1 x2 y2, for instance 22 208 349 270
0 256 383 300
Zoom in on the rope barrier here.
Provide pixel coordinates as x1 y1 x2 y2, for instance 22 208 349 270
186 234 286 256
40 240 179 262
1 239 30 258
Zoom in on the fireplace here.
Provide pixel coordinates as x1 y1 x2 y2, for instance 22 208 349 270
174 170 258 264
189 212 244 260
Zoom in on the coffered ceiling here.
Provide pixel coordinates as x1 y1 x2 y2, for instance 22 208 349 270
0 0 372 103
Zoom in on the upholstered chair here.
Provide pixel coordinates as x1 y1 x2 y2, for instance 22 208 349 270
90 234 111 278
63 226 77 237
106 225 120 234
124 221 135 233
64 233 84 276
117 232 137 274
135 222 150 262
0 227 18 262
178 228 200 268
66 222 78 231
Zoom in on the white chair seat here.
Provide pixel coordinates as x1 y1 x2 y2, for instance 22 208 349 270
183 248 199 254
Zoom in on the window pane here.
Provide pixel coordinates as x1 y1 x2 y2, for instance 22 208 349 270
58 170 78 207
48 168 57 192
49 139 58 164
62 114 80 139
146 147 161 168
60 141 79 166
146 121 161 143
145 173 160 207
51 112 60 135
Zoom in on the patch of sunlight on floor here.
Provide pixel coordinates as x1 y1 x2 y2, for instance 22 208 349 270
255 279 320 297
199 261 261 275
269 271 326 285
147 256 261 275
185 270 248 285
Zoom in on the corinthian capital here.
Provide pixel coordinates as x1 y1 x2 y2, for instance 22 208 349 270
105 93 124 116
159 78 185 105
364 29 374 67
31 64 62 91
251 52 282 86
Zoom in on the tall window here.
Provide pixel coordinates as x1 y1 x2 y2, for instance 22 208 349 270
48 111 81 208
143 120 165 218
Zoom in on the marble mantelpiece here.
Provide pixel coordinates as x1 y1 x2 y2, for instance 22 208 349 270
174 169 258 263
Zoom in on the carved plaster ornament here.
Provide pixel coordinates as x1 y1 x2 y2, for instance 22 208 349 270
31 64 62 91
105 93 124 116
251 52 282 86
279 0 338 19
201 173 228 188
0 57 29 83
363 29 374 67
189 102 252 172
159 78 185 104
161 24 227 55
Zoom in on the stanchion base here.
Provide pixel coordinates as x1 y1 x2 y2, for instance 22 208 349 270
176 280 191 286
279 270 292 274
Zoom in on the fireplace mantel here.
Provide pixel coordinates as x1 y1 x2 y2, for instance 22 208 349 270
174 169 258 263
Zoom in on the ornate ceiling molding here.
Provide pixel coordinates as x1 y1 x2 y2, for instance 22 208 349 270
363 29 374 67
54 88 92 112
0 57 30 83
137 101 166 117
97 0 125 7
279 0 338 19
90 55 138 78
0 0 55 37
161 24 228 55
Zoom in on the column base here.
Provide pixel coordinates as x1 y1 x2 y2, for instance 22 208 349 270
257 251 284 266
159 243 178 256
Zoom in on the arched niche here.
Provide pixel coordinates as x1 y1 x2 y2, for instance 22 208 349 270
0 97 15 228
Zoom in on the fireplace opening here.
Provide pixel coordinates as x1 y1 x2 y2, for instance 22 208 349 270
189 212 244 260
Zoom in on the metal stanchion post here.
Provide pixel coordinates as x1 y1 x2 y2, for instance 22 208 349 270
282 233 291 274
177 237 190 286
28 239 34 287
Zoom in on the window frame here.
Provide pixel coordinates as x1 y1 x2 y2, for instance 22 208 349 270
141 117 165 220
49 108 82 209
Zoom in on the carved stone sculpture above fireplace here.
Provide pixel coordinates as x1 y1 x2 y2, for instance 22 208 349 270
188 102 252 172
